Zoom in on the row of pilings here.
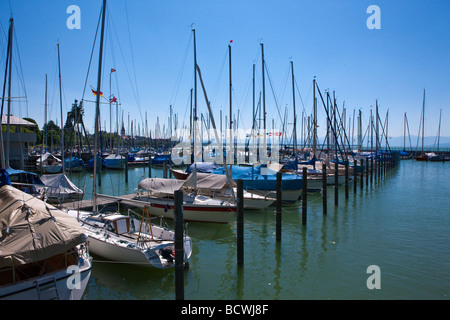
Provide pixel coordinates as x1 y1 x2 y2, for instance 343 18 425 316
174 151 401 300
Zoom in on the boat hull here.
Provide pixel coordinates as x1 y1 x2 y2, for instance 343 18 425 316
0 250 91 300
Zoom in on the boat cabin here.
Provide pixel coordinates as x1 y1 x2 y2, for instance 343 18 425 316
102 214 131 235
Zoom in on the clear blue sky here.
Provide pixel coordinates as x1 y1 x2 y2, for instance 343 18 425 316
1 0 449 144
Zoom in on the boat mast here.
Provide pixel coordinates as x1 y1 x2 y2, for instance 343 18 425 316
261 43 266 132
93 0 107 212
291 61 297 156
0 19 13 170
229 43 233 163
5 18 13 169
421 89 425 153
57 43 65 172
312 77 317 158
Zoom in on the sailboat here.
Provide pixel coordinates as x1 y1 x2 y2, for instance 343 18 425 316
0 18 92 301
414 89 428 161
67 0 192 268
135 176 236 223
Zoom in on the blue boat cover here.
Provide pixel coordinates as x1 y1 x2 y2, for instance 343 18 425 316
212 165 303 190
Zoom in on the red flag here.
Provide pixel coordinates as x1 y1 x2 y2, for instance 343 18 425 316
230 40 233 43
111 68 116 73
110 96 117 103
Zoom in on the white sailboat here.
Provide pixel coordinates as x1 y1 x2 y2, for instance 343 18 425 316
135 176 237 223
69 0 193 268
66 207 192 268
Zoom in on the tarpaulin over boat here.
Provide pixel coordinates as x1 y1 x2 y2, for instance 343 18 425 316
182 172 233 191
185 162 220 174
211 165 303 190
39 173 83 199
0 185 87 267
138 177 184 196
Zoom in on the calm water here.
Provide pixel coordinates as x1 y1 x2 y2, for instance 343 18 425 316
66 160 449 300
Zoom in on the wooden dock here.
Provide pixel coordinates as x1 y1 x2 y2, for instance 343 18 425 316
61 193 149 211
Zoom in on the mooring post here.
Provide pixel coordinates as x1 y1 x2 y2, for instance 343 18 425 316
334 162 338 206
365 158 369 187
360 158 364 191
276 171 282 241
302 167 307 225
125 152 128 183
370 156 373 185
237 179 244 265
174 189 184 300
163 160 168 178
353 159 357 194
322 162 327 215
345 160 349 200
148 156 152 178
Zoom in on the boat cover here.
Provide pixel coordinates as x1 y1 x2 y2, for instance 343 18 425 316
138 178 185 196
39 173 83 198
185 162 219 174
182 172 232 191
0 185 87 267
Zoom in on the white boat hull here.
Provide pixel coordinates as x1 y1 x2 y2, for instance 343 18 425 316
67 210 193 268
0 249 91 300
136 196 236 223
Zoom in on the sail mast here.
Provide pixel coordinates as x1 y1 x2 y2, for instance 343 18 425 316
93 0 107 212
291 61 297 156
5 18 13 169
57 43 65 172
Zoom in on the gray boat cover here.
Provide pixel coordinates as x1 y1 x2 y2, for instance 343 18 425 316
39 173 83 198
138 178 185 196
182 172 232 191
0 185 87 267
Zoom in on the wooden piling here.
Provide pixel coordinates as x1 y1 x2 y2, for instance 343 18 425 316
276 171 282 241
163 161 168 178
370 157 373 185
322 163 327 215
334 162 338 206
148 156 152 178
365 158 369 187
302 167 307 225
174 190 184 300
360 158 364 191
237 179 244 265
125 152 128 183
345 160 349 200
353 159 357 194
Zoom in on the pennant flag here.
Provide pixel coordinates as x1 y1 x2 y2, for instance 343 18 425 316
111 68 116 73
230 40 233 43
91 89 103 97
110 96 117 103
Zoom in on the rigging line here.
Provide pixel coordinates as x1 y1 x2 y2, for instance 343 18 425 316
263 62 283 126
294 77 308 112
170 33 192 107
12 27 28 117
81 6 102 101
108 11 143 123
124 1 142 115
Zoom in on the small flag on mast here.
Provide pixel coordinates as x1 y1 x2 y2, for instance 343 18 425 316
111 68 116 73
91 89 103 97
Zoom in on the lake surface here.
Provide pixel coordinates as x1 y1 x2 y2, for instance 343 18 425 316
66 160 449 300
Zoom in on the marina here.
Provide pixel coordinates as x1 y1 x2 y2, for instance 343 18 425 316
1 0 449 304
31 160 449 300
